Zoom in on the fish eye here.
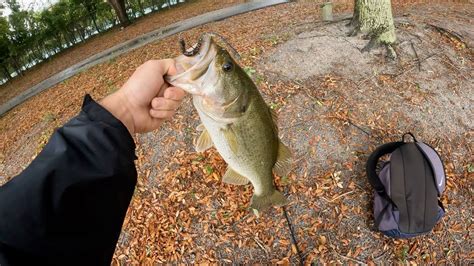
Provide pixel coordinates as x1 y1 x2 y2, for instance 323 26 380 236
222 61 233 72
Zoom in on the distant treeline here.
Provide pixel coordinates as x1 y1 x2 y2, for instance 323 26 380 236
0 0 185 83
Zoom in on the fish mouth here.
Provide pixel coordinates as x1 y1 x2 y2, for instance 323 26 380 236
165 34 217 94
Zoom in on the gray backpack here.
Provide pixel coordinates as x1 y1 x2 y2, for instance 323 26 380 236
366 133 446 238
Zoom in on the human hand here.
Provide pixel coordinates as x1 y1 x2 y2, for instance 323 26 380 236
100 59 186 134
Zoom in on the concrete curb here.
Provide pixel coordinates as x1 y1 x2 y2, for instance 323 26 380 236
0 0 289 117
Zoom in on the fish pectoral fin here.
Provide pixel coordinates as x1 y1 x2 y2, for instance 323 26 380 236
273 141 292 177
250 190 288 211
196 123 205 131
269 107 278 123
194 129 214 152
222 127 238 153
269 106 279 134
222 167 250 185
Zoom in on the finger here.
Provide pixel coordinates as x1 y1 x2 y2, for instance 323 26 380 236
147 118 163 132
163 86 187 101
156 83 169 98
150 109 176 119
154 58 177 76
167 61 178 76
151 97 181 111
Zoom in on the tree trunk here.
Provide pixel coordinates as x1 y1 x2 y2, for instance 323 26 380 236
137 0 145 16
151 0 158 11
82 3 102 33
11 58 23 76
1 64 11 80
107 0 131 27
91 16 101 33
128 2 137 19
62 33 73 47
55 33 64 50
77 27 86 42
32 47 44 61
66 32 76 46
349 0 397 58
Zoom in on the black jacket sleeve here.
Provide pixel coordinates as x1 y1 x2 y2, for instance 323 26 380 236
0 95 137 266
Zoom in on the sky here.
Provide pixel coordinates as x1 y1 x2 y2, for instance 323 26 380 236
2 0 59 16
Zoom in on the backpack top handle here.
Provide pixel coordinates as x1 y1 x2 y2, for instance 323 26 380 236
366 141 404 206
402 132 417 142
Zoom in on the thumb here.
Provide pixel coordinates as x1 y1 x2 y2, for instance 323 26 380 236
158 58 178 76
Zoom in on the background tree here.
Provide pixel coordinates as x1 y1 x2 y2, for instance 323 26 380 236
130 0 146 17
107 0 131 27
6 0 30 75
38 8 67 52
0 17 12 80
0 0 184 84
95 2 119 30
72 0 103 34
348 0 397 58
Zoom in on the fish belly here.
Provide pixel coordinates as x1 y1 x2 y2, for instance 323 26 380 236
196 108 277 196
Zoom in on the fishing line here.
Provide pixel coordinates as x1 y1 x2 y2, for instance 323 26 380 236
282 206 304 266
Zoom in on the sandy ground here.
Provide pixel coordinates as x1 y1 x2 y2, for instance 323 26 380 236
0 1 472 264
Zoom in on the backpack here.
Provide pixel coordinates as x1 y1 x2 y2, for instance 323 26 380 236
366 133 446 238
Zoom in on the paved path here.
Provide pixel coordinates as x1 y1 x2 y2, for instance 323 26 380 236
0 0 289 116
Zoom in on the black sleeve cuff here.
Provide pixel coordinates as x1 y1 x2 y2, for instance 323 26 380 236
81 94 136 153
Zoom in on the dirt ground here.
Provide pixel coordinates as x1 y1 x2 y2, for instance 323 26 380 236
0 0 473 264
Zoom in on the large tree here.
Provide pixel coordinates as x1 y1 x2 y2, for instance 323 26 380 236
107 0 131 27
348 0 397 59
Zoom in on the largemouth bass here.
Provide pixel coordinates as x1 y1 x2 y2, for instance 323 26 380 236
166 33 292 211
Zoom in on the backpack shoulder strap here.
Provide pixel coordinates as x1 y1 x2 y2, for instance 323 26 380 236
366 141 404 206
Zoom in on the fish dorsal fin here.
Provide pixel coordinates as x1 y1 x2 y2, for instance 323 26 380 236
222 167 249 185
195 129 214 152
221 126 238 153
273 141 292 177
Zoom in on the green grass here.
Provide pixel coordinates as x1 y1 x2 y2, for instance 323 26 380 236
204 165 214 175
42 112 56 123
399 245 409 262
466 163 474 173
244 66 256 77
269 102 280 110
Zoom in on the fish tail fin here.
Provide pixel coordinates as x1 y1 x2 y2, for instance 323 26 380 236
250 190 288 211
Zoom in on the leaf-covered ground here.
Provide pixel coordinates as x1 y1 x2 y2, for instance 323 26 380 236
0 0 473 264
